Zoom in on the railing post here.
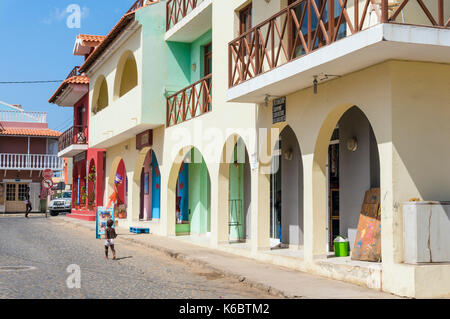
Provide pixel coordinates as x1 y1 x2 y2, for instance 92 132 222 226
354 0 359 32
438 0 444 26
255 29 260 75
328 0 335 43
381 0 388 23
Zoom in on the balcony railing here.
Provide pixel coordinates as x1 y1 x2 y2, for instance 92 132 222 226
58 125 88 152
229 0 450 88
0 154 64 171
66 66 80 79
0 111 47 123
167 74 212 127
166 0 204 30
128 0 158 14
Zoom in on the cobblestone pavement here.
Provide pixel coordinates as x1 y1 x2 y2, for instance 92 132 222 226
0 215 276 299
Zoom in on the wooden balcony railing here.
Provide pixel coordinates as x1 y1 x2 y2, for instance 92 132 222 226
58 125 88 152
167 74 212 127
229 0 450 88
166 0 203 30
0 153 64 171
127 0 158 14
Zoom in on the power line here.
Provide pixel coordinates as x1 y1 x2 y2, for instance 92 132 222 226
0 80 64 84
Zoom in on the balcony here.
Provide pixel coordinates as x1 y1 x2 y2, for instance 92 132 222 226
166 74 212 127
165 0 212 42
58 125 88 158
0 111 47 123
0 154 64 171
227 0 450 103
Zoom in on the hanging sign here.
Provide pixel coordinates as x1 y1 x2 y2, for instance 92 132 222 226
272 97 286 124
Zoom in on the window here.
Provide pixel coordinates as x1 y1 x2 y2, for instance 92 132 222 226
239 4 252 35
6 184 16 201
18 184 28 201
203 42 212 77
288 0 347 58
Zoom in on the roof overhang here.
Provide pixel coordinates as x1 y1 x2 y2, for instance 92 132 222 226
49 80 89 107
227 23 450 103
58 144 89 158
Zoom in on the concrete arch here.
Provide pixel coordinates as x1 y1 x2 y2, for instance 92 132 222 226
166 146 212 236
310 104 381 259
114 50 138 100
92 75 109 114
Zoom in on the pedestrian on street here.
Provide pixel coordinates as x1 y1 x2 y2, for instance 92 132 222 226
104 219 117 260
24 186 32 219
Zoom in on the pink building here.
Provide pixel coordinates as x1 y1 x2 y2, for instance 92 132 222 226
0 111 63 213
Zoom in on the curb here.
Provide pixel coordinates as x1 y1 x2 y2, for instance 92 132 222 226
53 217 294 299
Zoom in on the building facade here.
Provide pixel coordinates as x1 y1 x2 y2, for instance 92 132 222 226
64 0 450 298
0 110 63 213
49 35 107 221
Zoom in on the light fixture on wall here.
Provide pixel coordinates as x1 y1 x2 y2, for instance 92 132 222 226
264 94 281 107
284 148 293 161
191 63 197 72
313 73 341 95
347 137 358 152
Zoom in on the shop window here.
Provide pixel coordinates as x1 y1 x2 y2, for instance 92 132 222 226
18 184 28 201
6 184 16 201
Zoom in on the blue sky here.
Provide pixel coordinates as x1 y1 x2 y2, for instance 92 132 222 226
0 1 134 131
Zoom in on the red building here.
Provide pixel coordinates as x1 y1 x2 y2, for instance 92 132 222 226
0 110 63 213
49 34 106 221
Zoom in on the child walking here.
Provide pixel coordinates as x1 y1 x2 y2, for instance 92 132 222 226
104 219 117 260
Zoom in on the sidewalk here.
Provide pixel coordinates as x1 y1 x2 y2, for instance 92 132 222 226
53 216 400 299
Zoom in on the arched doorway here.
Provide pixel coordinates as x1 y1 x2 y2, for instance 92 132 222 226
114 159 127 219
87 159 96 210
269 125 303 249
139 150 161 221
173 147 211 236
228 138 251 243
323 106 381 255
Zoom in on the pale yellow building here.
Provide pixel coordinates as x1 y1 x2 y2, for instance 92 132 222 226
80 0 450 298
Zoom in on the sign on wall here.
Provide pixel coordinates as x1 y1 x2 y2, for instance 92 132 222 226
136 130 153 150
273 97 286 124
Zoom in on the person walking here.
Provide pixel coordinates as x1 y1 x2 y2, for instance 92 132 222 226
104 219 117 260
24 186 32 219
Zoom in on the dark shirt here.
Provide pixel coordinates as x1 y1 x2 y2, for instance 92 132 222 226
105 227 117 240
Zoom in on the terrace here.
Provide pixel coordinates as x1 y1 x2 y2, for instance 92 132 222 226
227 0 450 102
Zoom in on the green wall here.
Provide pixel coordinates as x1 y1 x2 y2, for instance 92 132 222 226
136 3 167 125
188 149 211 235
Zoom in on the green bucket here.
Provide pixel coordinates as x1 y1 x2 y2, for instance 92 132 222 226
334 237 350 257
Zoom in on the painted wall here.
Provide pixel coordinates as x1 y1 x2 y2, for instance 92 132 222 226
188 154 210 235
152 151 161 219
280 126 303 246
339 106 380 248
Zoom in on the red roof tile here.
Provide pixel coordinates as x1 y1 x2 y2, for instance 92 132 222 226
0 128 61 137
77 34 106 44
48 75 89 104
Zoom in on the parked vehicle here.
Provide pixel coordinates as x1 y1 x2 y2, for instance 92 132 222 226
48 192 72 216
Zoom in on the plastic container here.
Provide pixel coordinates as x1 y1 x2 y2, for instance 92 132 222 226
334 236 350 257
